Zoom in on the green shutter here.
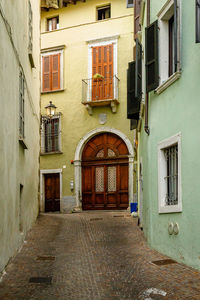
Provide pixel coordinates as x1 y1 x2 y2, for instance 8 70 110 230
130 119 138 130
196 0 200 43
145 20 159 92
127 61 140 120
135 39 142 100
174 0 178 71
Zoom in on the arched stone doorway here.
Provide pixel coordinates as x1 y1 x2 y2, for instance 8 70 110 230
82 132 129 210
74 127 134 211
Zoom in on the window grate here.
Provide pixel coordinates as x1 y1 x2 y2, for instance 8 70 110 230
164 144 178 206
41 117 60 153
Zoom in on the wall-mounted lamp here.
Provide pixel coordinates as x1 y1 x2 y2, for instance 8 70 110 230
45 101 57 118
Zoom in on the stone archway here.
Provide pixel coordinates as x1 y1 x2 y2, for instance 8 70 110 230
74 127 134 210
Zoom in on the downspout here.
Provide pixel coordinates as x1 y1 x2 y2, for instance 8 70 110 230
144 0 150 135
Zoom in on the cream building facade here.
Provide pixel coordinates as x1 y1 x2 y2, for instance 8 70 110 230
40 0 135 213
0 0 40 273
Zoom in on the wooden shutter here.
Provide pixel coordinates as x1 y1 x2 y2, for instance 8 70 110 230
127 61 140 120
134 0 141 39
92 45 113 101
145 20 159 93
135 39 142 100
42 55 51 92
130 119 138 130
51 53 60 91
52 17 57 30
196 0 200 43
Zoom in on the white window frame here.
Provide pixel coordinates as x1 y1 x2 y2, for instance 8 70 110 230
41 114 62 154
158 133 182 214
127 0 134 8
87 36 118 102
41 48 64 92
156 0 181 93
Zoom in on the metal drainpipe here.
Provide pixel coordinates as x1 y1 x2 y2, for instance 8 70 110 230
144 0 150 135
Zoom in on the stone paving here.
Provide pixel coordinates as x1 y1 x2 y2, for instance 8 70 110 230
0 211 200 300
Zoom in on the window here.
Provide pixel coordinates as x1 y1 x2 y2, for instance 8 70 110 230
28 0 33 53
41 116 61 154
41 50 63 92
97 5 111 21
47 16 59 31
157 0 180 85
127 0 134 8
19 71 25 139
28 0 35 67
196 0 200 43
158 133 182 213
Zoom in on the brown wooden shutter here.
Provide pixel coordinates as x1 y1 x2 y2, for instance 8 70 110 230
52 17 57 30
92 45 113 101
51 53 60 91
145 20 159 93
135 39 142 100
43 55 51 92
196 0 200 43
134 0 141 39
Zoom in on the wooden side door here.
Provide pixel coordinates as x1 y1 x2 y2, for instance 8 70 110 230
45 173 60 212
118 163 129 209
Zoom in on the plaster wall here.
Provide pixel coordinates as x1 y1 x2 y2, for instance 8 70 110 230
0 0 40 273
40 0 135 212
139 0 200 270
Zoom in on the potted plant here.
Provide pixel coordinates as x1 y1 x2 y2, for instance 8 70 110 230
93 73 104 82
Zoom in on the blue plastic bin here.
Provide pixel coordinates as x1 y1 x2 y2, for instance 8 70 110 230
130 202 138 213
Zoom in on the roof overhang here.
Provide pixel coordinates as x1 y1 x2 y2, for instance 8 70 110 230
41 0 86 10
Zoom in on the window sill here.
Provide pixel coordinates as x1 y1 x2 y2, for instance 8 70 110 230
19 138 28 149
159 205 182 214
155 71 181 95
40 151 63 156
41 89 64 95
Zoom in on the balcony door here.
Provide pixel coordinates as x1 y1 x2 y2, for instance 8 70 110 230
92 44 113 101
82 133 129 210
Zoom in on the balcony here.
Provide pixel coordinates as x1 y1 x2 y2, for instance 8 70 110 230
82 76 119 115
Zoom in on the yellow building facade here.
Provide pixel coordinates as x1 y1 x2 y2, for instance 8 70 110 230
40 0 135 213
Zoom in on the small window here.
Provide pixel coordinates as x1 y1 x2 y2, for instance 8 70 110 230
47 16 59 31
164 145 178 206
158 133 182 214
19 71 25 139
41 116 61 153
97 5 111 21
127 0 133 8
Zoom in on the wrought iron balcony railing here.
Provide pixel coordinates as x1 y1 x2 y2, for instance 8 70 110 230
82 75 119 103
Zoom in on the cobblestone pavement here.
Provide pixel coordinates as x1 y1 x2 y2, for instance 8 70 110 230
0 211 200 300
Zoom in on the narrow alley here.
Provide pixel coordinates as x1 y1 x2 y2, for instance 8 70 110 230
0 212 200 300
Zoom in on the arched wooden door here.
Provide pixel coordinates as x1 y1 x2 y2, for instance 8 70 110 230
82 133 129 210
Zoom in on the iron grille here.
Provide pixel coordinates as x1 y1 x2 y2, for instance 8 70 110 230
41 117 60 153
82 76 119 103
164 144 178 206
